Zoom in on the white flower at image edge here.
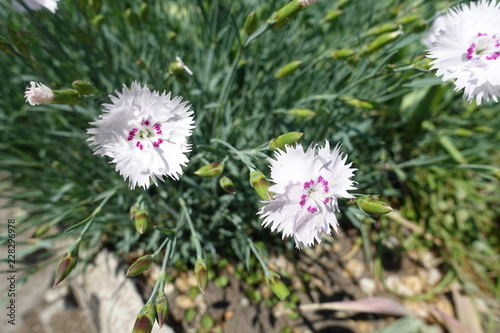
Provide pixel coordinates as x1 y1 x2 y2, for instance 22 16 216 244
258 141 357 249
12 0 59 13
87 82 195 190
425 0 500 105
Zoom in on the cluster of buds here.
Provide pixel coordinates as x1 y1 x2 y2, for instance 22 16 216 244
24 80 97 106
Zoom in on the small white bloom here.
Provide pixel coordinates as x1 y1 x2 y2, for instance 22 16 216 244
87 82 195 190
25 81 54 105
298 0 317 6
175 56 193 76
425 0 500 105
258 141 356 249
12 0 59 13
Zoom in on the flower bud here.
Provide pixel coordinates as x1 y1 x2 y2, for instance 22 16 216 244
267 0 316 30
355 196 393 215
244 11 259 35
195 257 208 293
126 255 154 276
124 8 137 27
360 30 402 56
329 48 355 60
53 245 79 287
194 162 224 177
366 23 399 36
336 0 352 9
134 209 149 234
25 81 55 106
250 171 272 201
92 14 105 28
274 60 302 79
72 80 97 96
288 108 315 118
268 132 303 151
136 59 147 69
129 202 140 219
52 89 81 105
410 19 427 33
132 302 156 333
155 292 169 328
341 96 377 109
219 176 237 194
323 9 343 22
139 3 149 21
169 57 193 77
266 276 290 300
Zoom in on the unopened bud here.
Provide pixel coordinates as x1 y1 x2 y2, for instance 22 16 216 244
329 48 355 60
324 9 343 22
129 202 140 219
136 59 147 69
72 80 97 95
219 176 237 194
132 302 156 333
53 245 79 287
355 196 393 215
395 14 419 25
341 96 377 109
195 257 208 293
250 171 272 201
275 61 302 79
124 8 137 27
155 292 169 328
33 224 50 238
267 0 316 30
139 3 149 21
92 14 105 28
268 132 303 151
288 108 315 118
52 89 81 105
245 11 259 35
266 276 290 300
367 23 399 36
336 0 352 9
126 255 154 276
134 209 149 234
194 162 224 177
360 30 402 56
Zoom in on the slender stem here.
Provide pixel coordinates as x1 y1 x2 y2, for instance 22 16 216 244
247 238 273 279
76 189 117 244
147 235 176 303
179 198 203 258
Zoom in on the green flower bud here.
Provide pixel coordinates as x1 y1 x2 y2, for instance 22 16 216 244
129 202 140 219
92 14 105 28
132 302 156 333
136 59 147 69
250 171 273 201
53 244 79 287
288 108 315 118
360 30 402 56
411 19 428 33
268 132 303 151
366 23 399 36
245 11 259 35
395 14 419 25
324 9 343 22
72 80 97 96
134 209 149 234
195 257 208 293
194 162 225 177
341 96 377 109
139 3 149 21
126 255 154 276
52 89 81 105
336 0 352 9
124 8 137 27
155 292 169 328
266 276 290 300
33 224 50 238
329 48 355 60
274 61 302 79
267 0 314 30
355 196 393 215
219 176 237 194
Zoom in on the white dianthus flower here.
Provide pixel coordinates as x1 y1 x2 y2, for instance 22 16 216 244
425 0 500 105
24 81 54 105
12 0 59 13
87 82 195 190
258 141 357 249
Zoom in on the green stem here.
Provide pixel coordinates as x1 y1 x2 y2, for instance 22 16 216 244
247 238 273 279
148 235 176 303
179 198 203 259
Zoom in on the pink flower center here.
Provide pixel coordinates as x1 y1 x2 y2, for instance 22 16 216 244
127 119 164 151
465 33 500 61
299 176 331 214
